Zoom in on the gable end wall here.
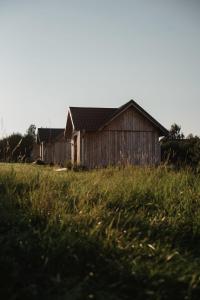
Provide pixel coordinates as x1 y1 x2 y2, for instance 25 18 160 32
82 107 161 168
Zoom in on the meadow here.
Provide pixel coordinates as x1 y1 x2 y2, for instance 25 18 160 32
0 164 200 300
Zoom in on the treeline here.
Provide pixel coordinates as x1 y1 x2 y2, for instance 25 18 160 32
161 124 200 169
0 125 36 163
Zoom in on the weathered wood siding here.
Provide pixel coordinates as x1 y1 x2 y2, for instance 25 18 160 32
40 141 71 165
82 107 161 168
54 141 71 165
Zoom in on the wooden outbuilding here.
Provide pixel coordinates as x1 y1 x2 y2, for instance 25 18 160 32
65 99 168 168
37 128 71 165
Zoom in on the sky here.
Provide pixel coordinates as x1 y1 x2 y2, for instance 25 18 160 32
0 0 200 137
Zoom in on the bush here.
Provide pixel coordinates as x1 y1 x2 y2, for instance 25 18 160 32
161 137 200 169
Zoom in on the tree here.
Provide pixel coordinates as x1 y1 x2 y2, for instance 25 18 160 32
27 124 36 140
0 133 23 162
0 124 37 163
23 124 37 161
161 124 200 169
168 123 185 140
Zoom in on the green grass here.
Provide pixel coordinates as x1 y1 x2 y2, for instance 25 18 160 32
1 164 200 300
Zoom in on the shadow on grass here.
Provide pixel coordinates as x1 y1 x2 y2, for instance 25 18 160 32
1 204 200 300
1 177 200 300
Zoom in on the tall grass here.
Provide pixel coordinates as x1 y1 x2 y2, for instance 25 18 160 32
0 164 200 299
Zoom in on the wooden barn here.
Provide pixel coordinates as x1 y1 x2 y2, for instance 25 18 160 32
37 128 71 165
65 99 168 168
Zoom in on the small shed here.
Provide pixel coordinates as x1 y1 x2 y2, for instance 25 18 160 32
65 99 168 168
37 128 71 165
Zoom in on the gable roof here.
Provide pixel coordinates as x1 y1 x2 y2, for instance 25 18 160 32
37 128 65 144
68 99 168 136
69 107 117 131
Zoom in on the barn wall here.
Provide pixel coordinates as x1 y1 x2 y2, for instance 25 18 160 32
54 141 71 165
40 141 71 165
43 144 53 163
104 106 155 131
82 107 161 168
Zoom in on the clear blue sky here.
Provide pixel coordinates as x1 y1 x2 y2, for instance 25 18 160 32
0 0 199 137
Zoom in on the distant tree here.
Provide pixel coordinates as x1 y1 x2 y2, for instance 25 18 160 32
0 124 37 163
186 133 200 140
0 133 23 162
23 124 37 161
0 137 7 161
27 124 36 140
168 123 185 140
161 124 184 144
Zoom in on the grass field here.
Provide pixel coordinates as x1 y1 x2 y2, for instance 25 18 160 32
0 164 200 300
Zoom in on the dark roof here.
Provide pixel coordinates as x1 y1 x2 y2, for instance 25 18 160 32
37 128 65 143
69 107 117 131
68 99 169 136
